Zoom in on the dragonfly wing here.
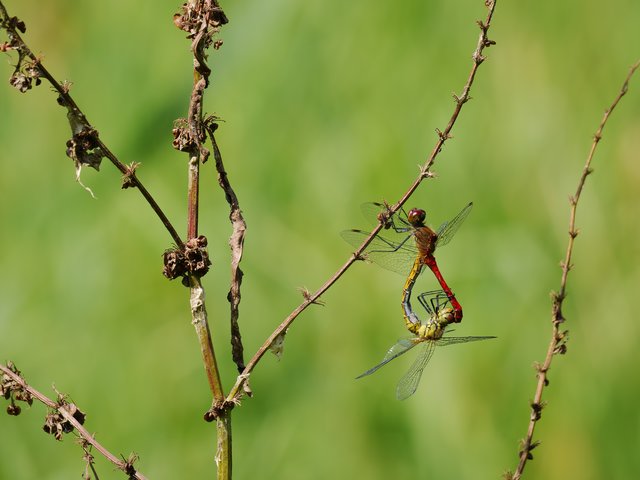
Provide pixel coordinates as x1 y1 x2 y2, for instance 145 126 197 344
396 341 437 400
341 229 417 276
435 202 473 248
393 336 496 399
356 338 419 379
436 335 496 347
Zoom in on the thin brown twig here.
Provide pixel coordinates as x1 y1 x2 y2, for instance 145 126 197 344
393 0 497 215
0 1 184 248
79 438 101 480
225 0 498 403
0 363 147 480
509 59 640 480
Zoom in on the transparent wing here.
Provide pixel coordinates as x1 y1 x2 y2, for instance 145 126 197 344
435 202 473 248
341 228 418 276
435 335 496 347
395 335 496 400
396 341 437 400
343 202 472 273
356 338 420 379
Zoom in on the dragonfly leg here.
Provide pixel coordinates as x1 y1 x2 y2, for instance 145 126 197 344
423 255 463 322
368 229 414 254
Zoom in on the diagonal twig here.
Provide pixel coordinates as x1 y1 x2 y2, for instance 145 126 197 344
1 362 148 480
225 0 499 403
0 1 183 248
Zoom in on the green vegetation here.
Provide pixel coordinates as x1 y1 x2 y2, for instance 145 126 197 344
1 1 639 478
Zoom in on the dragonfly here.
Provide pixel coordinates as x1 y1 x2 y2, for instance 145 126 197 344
356 290 495 400
342 201 472 328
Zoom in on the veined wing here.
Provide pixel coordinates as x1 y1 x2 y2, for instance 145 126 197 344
341 228 418 276
396 335 496 400
435 335 496 347
356 337 421 379
396 340 437 400
435 202 473 249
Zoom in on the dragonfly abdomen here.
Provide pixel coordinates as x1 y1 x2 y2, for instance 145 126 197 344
401 257 424 334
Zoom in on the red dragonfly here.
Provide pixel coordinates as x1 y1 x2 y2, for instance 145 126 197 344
342 202 472 325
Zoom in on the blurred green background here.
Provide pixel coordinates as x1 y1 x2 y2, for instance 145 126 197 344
1 1 639 478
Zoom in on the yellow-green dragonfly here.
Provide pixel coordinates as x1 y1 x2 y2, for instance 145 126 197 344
357 290 495 400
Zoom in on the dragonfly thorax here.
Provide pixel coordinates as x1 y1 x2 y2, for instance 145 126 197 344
414 226 438 257
416 320 446 341
415 305 455 340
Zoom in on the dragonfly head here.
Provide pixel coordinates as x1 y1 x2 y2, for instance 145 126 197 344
407 208 426 226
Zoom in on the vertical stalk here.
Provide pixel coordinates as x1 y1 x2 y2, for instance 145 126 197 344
187 153 200 240
177 2 231 477
189 275 224 401
215 414 232 479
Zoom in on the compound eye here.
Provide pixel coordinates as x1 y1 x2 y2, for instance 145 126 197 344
407 208 426 225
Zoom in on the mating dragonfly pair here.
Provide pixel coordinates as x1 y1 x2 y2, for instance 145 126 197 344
342 202 495 400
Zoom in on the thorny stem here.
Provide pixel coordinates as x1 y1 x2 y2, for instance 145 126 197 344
0 363 148 480
226 256 359 402
393 0 497 216
226 0 498 403
510 60 640 480
0 1 184 248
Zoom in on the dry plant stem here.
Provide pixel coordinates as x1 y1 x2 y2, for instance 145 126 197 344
226 0 498 402
180 0 226 400
179 1 231 479
181 1 225 403
510 60 640 480
209 130 247 373
190 275 225 400
0 1 183 248
394 0 497 213
215 414 232 478
186 74 206 239
0 364 148 480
